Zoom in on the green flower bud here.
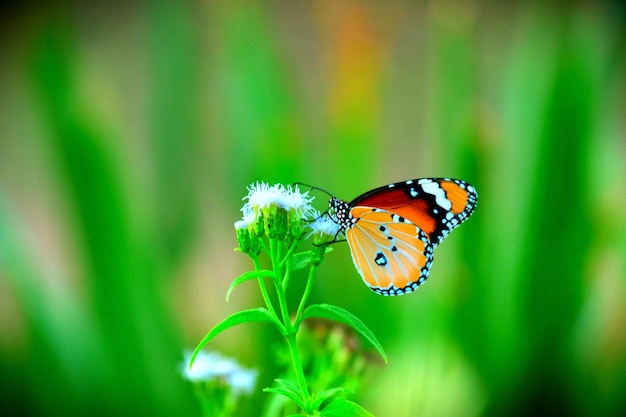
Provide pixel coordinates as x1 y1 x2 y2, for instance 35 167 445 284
289 213 306 242
311 243 328 266
265 206 289 240
234 219 261 256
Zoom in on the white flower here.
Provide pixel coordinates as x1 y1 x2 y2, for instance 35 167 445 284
240 181 315 220
182 350 258 395
182 350 235 381
283 185 316 220
234 219 248 231
226 367 258 395
242 182 286 213
306 211 341 240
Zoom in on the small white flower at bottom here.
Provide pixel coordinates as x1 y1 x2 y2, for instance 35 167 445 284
226 367 258 395
182 350 258 395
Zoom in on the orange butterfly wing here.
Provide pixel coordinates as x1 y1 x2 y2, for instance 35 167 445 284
346 207 434 296
350 178 477 245
338 178 477 296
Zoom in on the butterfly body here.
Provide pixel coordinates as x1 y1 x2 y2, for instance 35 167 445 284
330 178 477 296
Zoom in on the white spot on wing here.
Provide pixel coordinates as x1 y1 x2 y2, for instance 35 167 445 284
422 182 452 210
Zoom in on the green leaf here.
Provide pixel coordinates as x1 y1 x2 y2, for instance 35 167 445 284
265 379 307 411
226 270 275 301
309 387 352 411
273 378 301 396
302 304 387 363
291 247 334 271
264 387 306 411
320 398 374 417
190 308 274 367
291 250 312 271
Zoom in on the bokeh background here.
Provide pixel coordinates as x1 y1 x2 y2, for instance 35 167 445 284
1 1 625 416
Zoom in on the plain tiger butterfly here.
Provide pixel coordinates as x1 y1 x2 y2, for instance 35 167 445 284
327 178 477 296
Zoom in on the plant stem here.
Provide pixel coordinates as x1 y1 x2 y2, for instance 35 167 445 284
295 263 317 326
252 255 283 331
278 239 301 292
276 282 292 330
270 237 313 412
279 239 299 269
283 267 291 289
285 331 311 406
269 238 292 329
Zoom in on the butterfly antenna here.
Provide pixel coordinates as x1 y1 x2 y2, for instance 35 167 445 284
293 182 335 199
293 182 338 224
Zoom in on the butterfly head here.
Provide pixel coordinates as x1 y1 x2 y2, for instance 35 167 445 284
329 197 355 230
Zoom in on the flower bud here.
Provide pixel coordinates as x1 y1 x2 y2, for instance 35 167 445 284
234 219 261 256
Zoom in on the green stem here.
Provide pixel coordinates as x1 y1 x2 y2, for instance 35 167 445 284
276 280 292 331
268 239 279 287
260 239 271 258
282 267 292 291
270 239 312 412
266 233 318 414
270 238 291 329
281 240 299 288
252 255 284 333
295 263 317 327
285 332 311 406
279 239 299 268
270 238 282 278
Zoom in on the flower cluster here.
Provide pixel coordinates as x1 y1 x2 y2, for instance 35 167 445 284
234 182 340 255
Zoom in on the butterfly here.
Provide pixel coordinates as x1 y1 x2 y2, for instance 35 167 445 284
328 178 477 296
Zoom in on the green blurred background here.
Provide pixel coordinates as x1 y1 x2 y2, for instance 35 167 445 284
1 1 625 416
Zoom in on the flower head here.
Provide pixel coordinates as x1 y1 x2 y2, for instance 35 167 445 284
307 212 341 244
242 182 287 212
234 219 248 231
235 181 315 245
234 217 261 255
182 350 258 395
307 213 341 239
241 182 315 218
304 211 341 264
283 185 316 220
